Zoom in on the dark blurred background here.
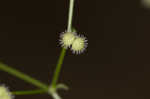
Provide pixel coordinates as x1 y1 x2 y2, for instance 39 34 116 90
0 0 150 99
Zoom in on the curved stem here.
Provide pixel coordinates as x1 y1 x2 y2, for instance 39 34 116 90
0 62 48 91
12 89 47 95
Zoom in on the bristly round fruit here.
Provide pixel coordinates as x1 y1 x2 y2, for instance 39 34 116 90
60 32 76 48
71 35 88 54
0 85 14 99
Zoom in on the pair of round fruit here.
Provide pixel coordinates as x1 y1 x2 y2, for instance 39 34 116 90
60 31 88 54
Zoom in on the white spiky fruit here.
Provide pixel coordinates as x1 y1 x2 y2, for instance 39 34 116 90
60 32 76 48
71 35 87 54
0 85 13 99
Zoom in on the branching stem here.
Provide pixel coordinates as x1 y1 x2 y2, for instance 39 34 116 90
0 63 48 91
50 0 75 88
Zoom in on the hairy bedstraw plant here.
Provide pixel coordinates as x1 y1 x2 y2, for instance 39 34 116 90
0 0 88 99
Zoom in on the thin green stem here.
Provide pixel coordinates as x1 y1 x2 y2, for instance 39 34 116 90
51 48 66 87
67 0 75 32
0 62 48 91
12 89 47 95
0 0 75 97
50 0 75 88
